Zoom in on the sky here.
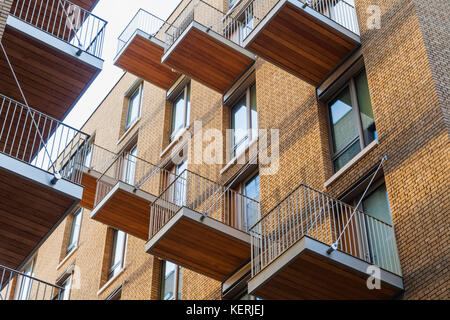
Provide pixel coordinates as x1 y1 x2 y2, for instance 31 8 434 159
63 0 181 130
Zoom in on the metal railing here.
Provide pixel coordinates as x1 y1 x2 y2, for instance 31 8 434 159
164 0 250 49
0 93 90 184
149 169 260 238
241 0 360 40
94 150 177 207
11 0 107 58
0 265 64 300
250 184 402 278
116 9 174 54
83 144 116 174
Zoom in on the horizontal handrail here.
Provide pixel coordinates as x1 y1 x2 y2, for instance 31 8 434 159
1 264 64 300
241 0 360 42
83 144 117 174
11 0 107 58
94 150 177 207
250 183 402 278
164 0 250 50
0 93 90 184
149 169 260 239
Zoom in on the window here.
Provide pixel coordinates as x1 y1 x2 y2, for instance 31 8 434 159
15 260 34 300
60 275 72 300
83 142 93 167
108 230 127 281
106 285 123 300
327 69 376 172
242 174 260 231
170 83 191 142
66 208 82 254
231 84 257 158
228 5 254 45
125 85 142 130
122 145 137 185
170 161 187 207
161 261 182 300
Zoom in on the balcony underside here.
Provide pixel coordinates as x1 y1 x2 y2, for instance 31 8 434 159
1 19 102 120
248 236 403 300
79 168 118 211
243 0 360 86
90 182 157 240
114 31 180 90
0 153 82 270
146 207 251 282
162 22 255 93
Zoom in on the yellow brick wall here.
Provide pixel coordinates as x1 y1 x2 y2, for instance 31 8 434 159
0 0 13 42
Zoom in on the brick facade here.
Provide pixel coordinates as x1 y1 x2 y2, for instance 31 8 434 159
0 0 13 42
20 0 449 300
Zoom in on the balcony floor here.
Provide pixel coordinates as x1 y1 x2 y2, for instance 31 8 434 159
114 31 180 90
146 207 251 282
0 153 82 270
243 0 360 86
248 236 403 300
0 18 102 120
90 182 157 240
162 22 255 93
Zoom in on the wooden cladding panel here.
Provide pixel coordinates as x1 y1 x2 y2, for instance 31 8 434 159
163 26 254 93
147 213 251 282
0 27 98 120
115 34 180 90
91 187 150 241
0 167 76 270
246 2 359 86
79 171 97 211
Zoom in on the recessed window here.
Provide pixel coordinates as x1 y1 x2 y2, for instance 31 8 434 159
125 85 142 131
60 275 72 300
83 141 94 167
327 69 376 172
231 84 257 158
241 173 260 231
15 260 35 300
161 260 182 300
108 230 127 281
122 145 137 185
66 208 82 254
228 4 254 45
170 83 191 142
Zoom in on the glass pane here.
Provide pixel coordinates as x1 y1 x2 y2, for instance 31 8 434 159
231 96 249 157
333 139 361 172
250 85 258 140
355 71 377 145
329 87 358 154
170 91 186 140
61 276 72 300
84 144 93 167
240 6 254 43
162 261 176 300
185 84 191 126
244 175 260 230
123 146 137 185
126 88 141 129
362 184 392 225
174 161 187 206
177 266 182 300
17 263 33 300
67 209 82 253
109 230 125 279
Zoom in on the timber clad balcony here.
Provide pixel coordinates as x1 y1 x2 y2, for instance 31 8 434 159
146 170 260 282
0 94 90 270
1 0 106 120
114 9 180 90
242 0 361 86
162 0 255 93
248 184 403 300
90 151 177 241
79 144 116 210
1 264 66 300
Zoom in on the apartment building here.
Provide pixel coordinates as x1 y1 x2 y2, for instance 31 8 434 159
1 0 448 301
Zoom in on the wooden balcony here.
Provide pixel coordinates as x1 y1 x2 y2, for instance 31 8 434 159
161 1 255 93
248 184 403 300
1 0 106 120
114 10 180 90
90 152 174 240
243 0 360 86
146 170 259 282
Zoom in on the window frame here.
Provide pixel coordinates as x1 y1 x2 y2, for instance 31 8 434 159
66 208 83 255
230 84 257 158
160 260 182 301
125 84 143 131
15 259 35 300
107 229 127 281
169 83 191 143
326 69 375 173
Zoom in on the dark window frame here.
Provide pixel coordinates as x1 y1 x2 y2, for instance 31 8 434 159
169 83 191 143
160 260 182 301
125 84 143 131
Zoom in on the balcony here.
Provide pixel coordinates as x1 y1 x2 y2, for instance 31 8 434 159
162 0 255 93
248 184 403 300
242 0 360 86
90 151 177 241
146 170 260 282
1 0 107 120
1 264 65 300
0 94 89 270
79 144 116 210
114 9 180 90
